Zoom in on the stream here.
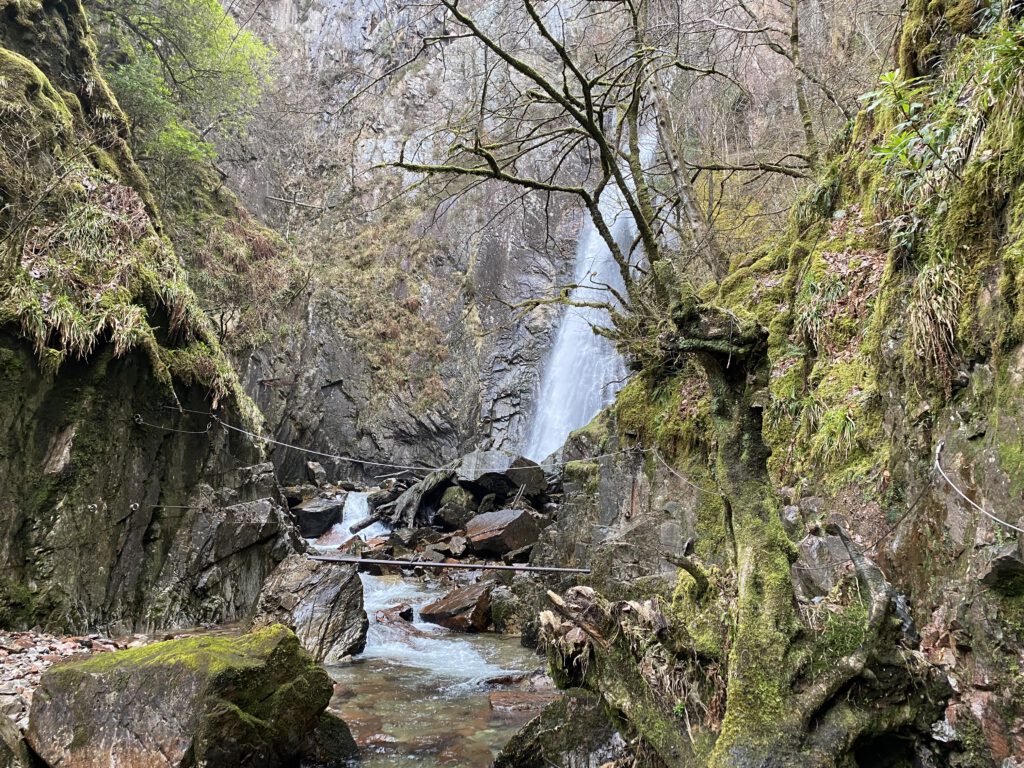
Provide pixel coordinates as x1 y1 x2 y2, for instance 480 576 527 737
311 493 544 766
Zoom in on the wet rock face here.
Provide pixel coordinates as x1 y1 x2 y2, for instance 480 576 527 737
0 336 299 632
252 555 368 663
26 625 332 768
466 509 541 556
420 584 492 632
293 495 347 538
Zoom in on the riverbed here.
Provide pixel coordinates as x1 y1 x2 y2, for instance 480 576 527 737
314 494 546 766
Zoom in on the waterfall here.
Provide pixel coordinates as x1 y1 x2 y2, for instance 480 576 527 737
523 135 655 462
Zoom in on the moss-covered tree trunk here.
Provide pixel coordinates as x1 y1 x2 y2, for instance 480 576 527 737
701 357 800 765
668 306 803 766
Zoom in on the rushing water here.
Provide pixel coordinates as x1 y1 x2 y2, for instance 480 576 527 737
311 494 543 766
522 134 657 461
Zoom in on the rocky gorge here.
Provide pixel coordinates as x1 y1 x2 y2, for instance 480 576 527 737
3 0 1024 766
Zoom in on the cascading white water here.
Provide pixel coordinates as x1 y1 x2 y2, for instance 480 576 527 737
317 495 541 766
523 134 656 461
315 493 527 681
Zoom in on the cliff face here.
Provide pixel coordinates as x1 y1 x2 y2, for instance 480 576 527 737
0 0 298 632
211 0 582 480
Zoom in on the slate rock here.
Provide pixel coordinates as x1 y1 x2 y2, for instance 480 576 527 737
979 541 1024 596
306 461 328 486
420 584 492 632
294 496 346 538
466 509 541 556
456 450 546 497
252 554 368 663
792 533 851 599
0 714 30 768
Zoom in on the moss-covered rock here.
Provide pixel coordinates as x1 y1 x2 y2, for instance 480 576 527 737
26 625 335 768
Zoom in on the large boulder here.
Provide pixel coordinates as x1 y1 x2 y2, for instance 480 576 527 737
26 625 333 768
293 496 346 538
145 495 300 629
252 554 368 663
419 584 492 632
466 509 541 556
456 451 546 497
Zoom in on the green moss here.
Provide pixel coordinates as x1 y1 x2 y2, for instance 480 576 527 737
804 599 870 678
0 577 37 628
62 624 293 675
563 460 600 494
567 410 611 450
0 37 261 428
615 368 715 457
667 567 731 660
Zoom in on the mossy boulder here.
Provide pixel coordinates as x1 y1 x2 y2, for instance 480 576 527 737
26 624 335 768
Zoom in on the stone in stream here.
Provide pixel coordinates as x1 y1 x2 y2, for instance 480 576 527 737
455 450 547 498
252 554 368 663
419 583 492 632
494 691 626 768
466 509 541 556
376 603 414 623
435 485 478 529
26 625 334 768
293 495 347 538
488 690 561 713
298 713 360 767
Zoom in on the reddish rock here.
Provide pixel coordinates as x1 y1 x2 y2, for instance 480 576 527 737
488 690 561 713
419 584 492 632
465 509 540 556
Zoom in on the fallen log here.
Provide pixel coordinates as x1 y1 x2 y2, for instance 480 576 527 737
349 511 388 534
